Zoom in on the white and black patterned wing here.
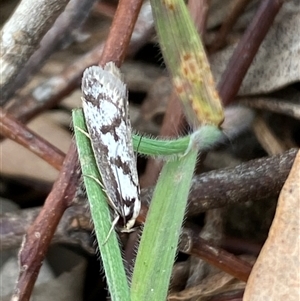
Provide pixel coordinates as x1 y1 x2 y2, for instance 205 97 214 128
81 63 140 230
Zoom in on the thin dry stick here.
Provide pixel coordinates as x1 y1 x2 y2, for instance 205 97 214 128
99 0 143 66
12 0 96 95
0 108 65 170
5 42 106 123
12 0 144 300
1 205 94 253
180 227 253 282
218 0 285 105
252 114 288 156
4 1 154 124
0 0 69 104
12 142 80 301
138 148 297 221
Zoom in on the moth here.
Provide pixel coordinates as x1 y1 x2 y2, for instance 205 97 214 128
81 62 141 232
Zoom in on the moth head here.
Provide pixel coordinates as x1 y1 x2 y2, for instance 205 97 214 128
121 196 141 231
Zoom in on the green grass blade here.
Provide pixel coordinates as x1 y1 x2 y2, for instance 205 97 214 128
72 109 131 301
130 148 198 300
132 133 190 157
132 124 222 158
150 0 224 127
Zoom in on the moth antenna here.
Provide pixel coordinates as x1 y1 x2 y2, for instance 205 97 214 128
83 174 104 189
75 125 90 138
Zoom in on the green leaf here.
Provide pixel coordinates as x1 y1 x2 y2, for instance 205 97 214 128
150 0 224 126
131 147 198 300
132 124 222 159
73 109 131 301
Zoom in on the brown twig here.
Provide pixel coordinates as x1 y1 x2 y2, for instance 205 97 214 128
180 227 253 282
252 114 288 156
1 122 294 238
0 108 65 170
218 0 285 105
0 0 69 105
138 148 297 221
12 0 144 299
5 42 105 123
187 148 296 214
12 142 80 301
99 0 143 66
0 204 94 253
185 209 224 288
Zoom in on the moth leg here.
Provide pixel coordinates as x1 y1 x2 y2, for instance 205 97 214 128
83 174 104 189
83 174 120 244
83 175 119 213
75 126 90 139
83 174 121 216
102 213 120 245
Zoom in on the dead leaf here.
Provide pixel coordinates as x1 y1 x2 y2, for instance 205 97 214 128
243 150 300 300
210 2 300 95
